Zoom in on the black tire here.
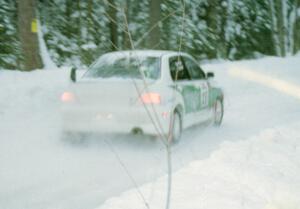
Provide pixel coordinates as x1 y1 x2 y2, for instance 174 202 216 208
168 111 182 144
213 99 224 126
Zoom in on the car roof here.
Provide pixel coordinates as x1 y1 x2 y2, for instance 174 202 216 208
102 50 189 58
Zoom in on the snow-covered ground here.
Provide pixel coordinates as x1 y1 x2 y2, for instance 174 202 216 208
0 55 300 209
98 123 300 209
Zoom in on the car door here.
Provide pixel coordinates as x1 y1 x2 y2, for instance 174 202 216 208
181 55 210 117
169 56 200 115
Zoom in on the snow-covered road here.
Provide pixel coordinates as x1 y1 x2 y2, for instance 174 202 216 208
0 55 299 209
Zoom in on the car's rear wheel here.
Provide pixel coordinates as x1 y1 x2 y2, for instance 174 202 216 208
168 111 182 144
213 99 223 126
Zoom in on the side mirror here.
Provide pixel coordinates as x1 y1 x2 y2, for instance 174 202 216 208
70 67 77 82
207 72 214 79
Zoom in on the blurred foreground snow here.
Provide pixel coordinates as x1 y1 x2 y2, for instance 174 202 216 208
97 122 300 209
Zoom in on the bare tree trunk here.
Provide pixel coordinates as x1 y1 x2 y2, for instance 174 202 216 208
281 0 288 54
18 0 43 70
148 0 162 48
123 0 131 50
162 12 171 50
288 0 296 54
87 0 93 34
219 1 228 59
294 0 300 53
77 0 82 43
207 0 219 58
269 0 281 56
276 0 286 56
108 0 118 51
224 0 234 59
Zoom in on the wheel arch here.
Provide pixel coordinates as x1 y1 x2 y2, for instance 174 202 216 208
173 104 184 117
210 87 224 106
173 104 184 129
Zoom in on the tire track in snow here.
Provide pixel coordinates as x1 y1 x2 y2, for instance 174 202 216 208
229 67 300 100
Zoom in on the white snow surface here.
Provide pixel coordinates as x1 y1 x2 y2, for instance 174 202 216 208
0 54 300 209
97 123 300 209
38 20 57 69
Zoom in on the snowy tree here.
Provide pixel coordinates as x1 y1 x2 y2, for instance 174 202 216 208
0 0 20 69
1 0 300 69
267 0 300 56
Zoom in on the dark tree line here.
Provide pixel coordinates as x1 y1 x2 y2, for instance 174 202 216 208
0 0 300 70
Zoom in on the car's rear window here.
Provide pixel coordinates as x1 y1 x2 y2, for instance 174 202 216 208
83 54 161 80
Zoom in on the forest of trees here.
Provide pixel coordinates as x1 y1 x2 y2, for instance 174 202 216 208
0 0 300 70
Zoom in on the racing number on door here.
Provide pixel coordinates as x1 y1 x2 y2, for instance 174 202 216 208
200 82 209 108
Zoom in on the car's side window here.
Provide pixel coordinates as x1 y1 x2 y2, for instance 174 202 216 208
169 56 191 81
182 56 206 80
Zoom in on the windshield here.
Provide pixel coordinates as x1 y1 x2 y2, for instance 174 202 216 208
83 54 161 80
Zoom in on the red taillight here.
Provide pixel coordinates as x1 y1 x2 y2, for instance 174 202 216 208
61 92 75 102
162 111 168 118
140 93 161 104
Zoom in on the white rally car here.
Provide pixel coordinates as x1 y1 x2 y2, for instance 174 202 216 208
61 50 224 142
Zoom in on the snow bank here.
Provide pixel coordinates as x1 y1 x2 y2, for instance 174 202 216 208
97 122 300 209
204 54 300 85
0 69 69 201
38 20 58 70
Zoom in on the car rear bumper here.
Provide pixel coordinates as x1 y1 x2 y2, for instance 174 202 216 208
61 106 171 136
